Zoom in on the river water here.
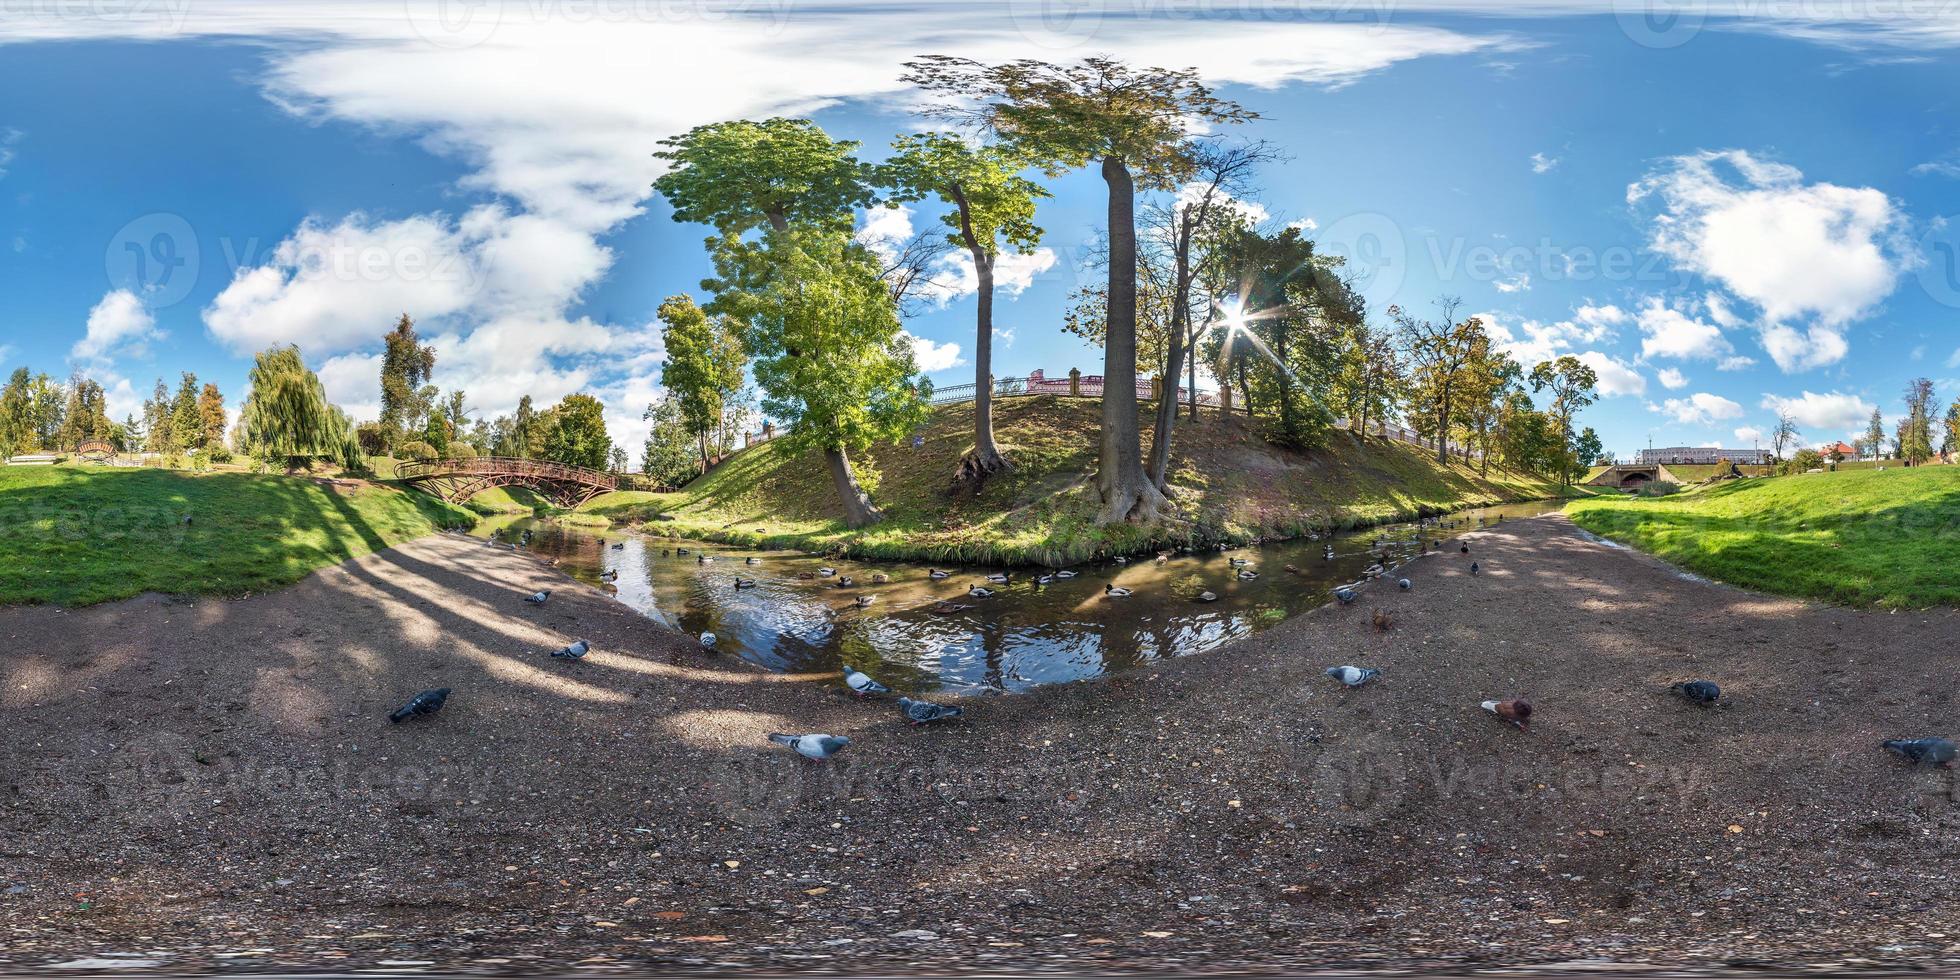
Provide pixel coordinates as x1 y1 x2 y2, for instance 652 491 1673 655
476 499 1566 695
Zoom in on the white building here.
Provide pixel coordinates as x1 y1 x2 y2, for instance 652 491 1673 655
1635 446 1773 465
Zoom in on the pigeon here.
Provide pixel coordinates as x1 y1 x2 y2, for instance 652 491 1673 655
524 590 550 604
1054 570 1079 579
1882 738 1956 767
699 631 717 648
552 639 590 660
733 578 757 590
898 697 964 725
389 688 451 723
1104 584 1134 598
769 732 850 761
843 666 889 696
968 584 997 598
1471 561 1480 575
1196 590 1218 603
928 568 952 580
1398 578 1412 591
1669 680 1721 704
1325 665 1380 688
1333 586 1358 605
1460 544 1470 555
1482 699 1532 730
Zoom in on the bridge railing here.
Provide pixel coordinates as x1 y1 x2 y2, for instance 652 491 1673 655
395 455 618 492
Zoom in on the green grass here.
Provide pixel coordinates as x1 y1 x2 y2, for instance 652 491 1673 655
0 466 474 606
1566 465 1960 608
581 395 1583 566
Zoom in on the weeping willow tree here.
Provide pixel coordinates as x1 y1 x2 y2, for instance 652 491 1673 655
240 345 361 472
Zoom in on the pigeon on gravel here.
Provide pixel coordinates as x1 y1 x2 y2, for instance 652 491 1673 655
770 733 850 761
1333 586 1358 605
1325 665 1381 688
843 666 890 696
1398 578 1412 591
553 639 590 660
389 688 451 723
1471 561 1480 576
897 697 964 725
1882 738 1956 767
1460 544 1470 554
525 590 551 604
1482 699 1532 731
1669 680 1721 704
699 631 717 648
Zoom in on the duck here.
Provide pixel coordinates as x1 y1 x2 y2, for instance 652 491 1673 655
818 567 838 577
611 542 626 551
675 547 689 555
985 572 1011 584
1104 584 1134 598
1053 569 1078 579
1460 544 1470 555
968 584 997 598
928 568 952 580
931 601 973 615
870 572 890 584
796 571 816 580
598 568 616 580
837 576 856 587
853 594 875 608
1236 569 1259 580
1156 550 1174 563
1034 573 1056 585
1195 590 1218 603
1372 608 1392 631
1228 557 1251 567
1283 564 1301 575
746 556 762 565
697 554 715 564
1363 563 1385 579
1111 556 1129 565
1482 698 1532 731
733 578 757 590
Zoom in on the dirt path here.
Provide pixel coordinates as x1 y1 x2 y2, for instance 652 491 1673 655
3 516 1959 975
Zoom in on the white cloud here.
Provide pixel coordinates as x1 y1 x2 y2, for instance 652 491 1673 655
1656 367 1688 389
902 331 965 374
858 205 1057 306
1761 390 1875 432
0 127 20 181
1717 354 1757 371
1529 151 1559 174
1629 149 1912 372
316 351 383 424
73 289 162 364
1482 303 1620 366
1634 297 1732 362
1287 217 1318 233
1574 350 1644 398
1734 425 1763 443
1176 180 1270 226
1654 392 1744 425
1493 271 1530 293
1910 151 1960 178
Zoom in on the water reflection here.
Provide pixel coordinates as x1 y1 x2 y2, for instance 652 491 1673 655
476 500 1564 694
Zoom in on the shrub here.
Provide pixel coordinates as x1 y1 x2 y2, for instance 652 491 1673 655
1778 448 1824 476
1638 481 1679 497
397 440 440 461
206 444 233 465
447 442 478 459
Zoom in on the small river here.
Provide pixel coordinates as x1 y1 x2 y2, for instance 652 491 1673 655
475 500 1566 695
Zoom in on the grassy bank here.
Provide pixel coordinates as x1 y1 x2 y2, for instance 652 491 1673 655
583 395 1580 565
1566 466 1960 607
0 466 474 606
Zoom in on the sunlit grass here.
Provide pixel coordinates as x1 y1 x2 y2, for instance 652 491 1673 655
1566 466 1960 608
0 465 474 606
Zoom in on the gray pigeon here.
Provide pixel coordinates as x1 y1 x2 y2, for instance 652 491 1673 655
1882 738 1956 766
552 639 590 660
388 688 450 723
770 732 850 761
1471 561 1480 575
1324 665 1381 687
699 631 717 648
1333 586 1358 605
524 590 550 604
843 666 889 696
1669 680 1720 704
1397 578 1411 590
897 697 964 725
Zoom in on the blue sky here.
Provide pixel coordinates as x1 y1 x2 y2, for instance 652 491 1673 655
3 1 1960 459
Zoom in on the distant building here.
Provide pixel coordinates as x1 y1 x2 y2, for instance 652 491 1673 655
1635 446 1773 465
1823 441 1858 458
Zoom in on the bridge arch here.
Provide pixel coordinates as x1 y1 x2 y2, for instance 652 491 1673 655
395 456 618 508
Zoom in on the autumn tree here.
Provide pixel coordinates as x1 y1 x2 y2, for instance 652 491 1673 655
882 133 1049 486
198 383 227 448
904 55 1255 524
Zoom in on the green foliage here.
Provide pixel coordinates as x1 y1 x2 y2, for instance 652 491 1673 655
0 466 472 606
540 393 611 470
641 397 699 488
56 375 113 449
379 314 436 449
169 371 204 451
239 346 357 470
1529 355 1600 484
1568 466 1960 607
653 117 874 236
197 382 227 449
881 133 1048 256
0 368 34 455
1777 447 1825 475
657 294 747 465
397 439 440 461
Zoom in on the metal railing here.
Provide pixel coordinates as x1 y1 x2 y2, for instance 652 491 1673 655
395 455 619 492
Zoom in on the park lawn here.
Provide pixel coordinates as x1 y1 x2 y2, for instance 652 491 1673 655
582 395 1584 566
1565 466 1960 608
0 465 474 606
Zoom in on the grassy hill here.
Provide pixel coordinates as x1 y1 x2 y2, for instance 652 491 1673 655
584 395 1580 565
0 465 473 606
1567 465 1960 607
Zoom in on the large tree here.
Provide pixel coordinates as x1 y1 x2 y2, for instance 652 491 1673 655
541 393 612 470
239 346 359 471
58 375 112 449
197 382 227 449
657 294 748 472
654 117 874 237
904 55 1255 524
168 372 203 451
642 397 698 488
1863 407 1887 460
1770 410 1800 461
1394 297 1480 463
1529 355 1600 486
717 226 930 528
882 133 1049 486
0 368 33 456
1899 377 1936 465
379 314 436 449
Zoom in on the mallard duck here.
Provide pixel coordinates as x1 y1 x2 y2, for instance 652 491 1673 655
1236 569 1259 580
818 567 837 577
931 601 972 615
1228 557 1251 567
1035 573 1056 585
928 568 951 580
733 578 756 590
870 572 890 584
1111 555 1129 564
985 571 1011 584
1104 584 1134 598
853 594 875 608
697 554 714 564
837 576 856 587
1053 570 1078 579
968 584 997 598
796 571 816 580
746 556 761 565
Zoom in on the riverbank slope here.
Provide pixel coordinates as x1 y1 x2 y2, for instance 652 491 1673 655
586 395 1580 565
3 515 1957 974
1567 465 1960 607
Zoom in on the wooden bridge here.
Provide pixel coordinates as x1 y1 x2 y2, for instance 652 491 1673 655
395 456 618 508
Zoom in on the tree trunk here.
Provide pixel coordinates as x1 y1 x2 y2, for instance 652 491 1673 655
1435 386 1452 463
1186 328 1200 421
1094 155 1168 525
952 216 1009 490
1147 217 1195 491
825 445 884 528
